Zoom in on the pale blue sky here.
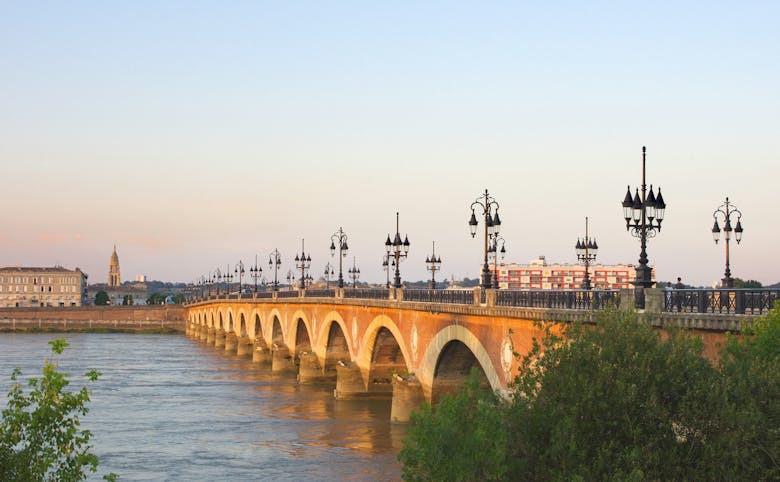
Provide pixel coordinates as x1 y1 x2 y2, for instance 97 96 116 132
1 1 778 285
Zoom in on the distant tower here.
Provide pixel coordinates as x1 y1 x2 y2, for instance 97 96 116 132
108 245 121 287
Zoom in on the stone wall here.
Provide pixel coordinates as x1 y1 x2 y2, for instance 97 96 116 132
0 305 186 332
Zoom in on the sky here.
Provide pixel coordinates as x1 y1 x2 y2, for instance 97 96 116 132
1 1 778 286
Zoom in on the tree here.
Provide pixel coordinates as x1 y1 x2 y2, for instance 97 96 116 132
507 310 724 481
146 292 166 305
94 290 109 306
714 303 780 480
399 369 508 481
122 294 134 306
172 293 186 304
733 278 763 288
0 338 117 481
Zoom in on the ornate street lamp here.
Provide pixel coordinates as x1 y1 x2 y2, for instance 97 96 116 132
294 239 312 290
234 261 245 294
621 146 666 308
249 255 263 293
330 227 349 288
268 249 282 291
224 265 233 295
712 197 743 288
213 268 222 296
286 269 295 290
323 262 335 289
575 217 598 290
425 241 442 289
382 254 395 289
348 257 360 288
469 189 501 289
488 235 505 289
384 212 410 288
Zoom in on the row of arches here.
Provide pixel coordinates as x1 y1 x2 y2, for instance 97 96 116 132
187 305 503 402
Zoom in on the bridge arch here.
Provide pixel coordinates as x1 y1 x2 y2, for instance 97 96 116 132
286 311 311 353
249 310 263 341
270 314 284 346
315 311 352 374
217 311 224 330
418 324 502 403
226 309 234 334
239 312 247 338
357 315 412 387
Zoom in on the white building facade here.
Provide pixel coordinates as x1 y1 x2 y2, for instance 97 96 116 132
0 267 88 307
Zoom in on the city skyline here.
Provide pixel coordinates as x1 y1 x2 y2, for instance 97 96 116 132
2 2 778 286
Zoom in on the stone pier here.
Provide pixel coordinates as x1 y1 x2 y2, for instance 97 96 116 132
214 329 226 348
391 375 425 423
271 345 296 373
224 332 237 353
298 353 334 383
236 337 253 357
206 327 216 344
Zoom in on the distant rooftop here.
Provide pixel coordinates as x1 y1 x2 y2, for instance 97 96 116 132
0 266 83 273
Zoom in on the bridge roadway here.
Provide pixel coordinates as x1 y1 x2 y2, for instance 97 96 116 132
185 287 755 422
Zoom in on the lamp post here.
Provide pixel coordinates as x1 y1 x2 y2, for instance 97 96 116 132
384 212 410 288
294 239 312 290
488 235 506 289
330 227 349 288
425 242 442 289
286 270 295 290
206 272 213 297
382 254 394 289
348 257 360 288
324 262 335 289
225 264 233 295
234 261 245 294
268 249 282 291
469 189 502 289
575 217 598 290
711 197 743 288
214 268 222 296
250 255 263 293
621 146 666 308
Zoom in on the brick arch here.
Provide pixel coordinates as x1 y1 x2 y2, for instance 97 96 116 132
270 313 284 346
239 312 247 338
356 315 412 386
249 308 263 340
287 310 313 355
418 325 502 403
226 308 235 334
217 310 224 330
314 311 355 374
267 308 284 346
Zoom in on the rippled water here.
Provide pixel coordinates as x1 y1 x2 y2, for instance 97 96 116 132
0 334 405 481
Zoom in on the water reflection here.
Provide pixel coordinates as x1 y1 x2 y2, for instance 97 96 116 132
0 334 404 481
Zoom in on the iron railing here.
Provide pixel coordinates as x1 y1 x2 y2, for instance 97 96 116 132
496 289 620 310
404 289 474 304
664 288 780 315
276 290 300 299
305 289 335 298
254 291 274 299
343 288 390 300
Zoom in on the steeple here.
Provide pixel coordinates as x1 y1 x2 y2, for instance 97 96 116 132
108 245 121 287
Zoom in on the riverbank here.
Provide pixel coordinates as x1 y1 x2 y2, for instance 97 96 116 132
0 325 180 334
0 305 186 333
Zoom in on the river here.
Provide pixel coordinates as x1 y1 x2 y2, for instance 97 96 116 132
0 333 405 481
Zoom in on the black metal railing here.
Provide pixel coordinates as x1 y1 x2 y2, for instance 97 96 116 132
254 291 274 299
305 289 335 298
496 290 620 310
276 290 300 299
664 288 780 315
404 289 474 304
343 288 390 300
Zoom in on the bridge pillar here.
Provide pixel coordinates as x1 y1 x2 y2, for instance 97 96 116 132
645 288 665 313
298 353 333 383
214 329 226 348
199 325 208 342
391 375 425 423
620 288 636 311
206 327 216 344
334 363 367 399
224 332 238 353
271 345 296 373
252 338 272 364
236 336 253 357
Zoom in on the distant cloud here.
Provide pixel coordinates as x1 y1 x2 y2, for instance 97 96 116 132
36 232 89 243
127 237 171 252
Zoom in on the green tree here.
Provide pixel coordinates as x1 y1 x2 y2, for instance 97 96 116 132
507 310 723 481
714 304 780 480
399 369 508 482
121 294 134 306
0 338 117 481
733 278 763 288
146 292 166 305
94 290 109 306
172 293 186 304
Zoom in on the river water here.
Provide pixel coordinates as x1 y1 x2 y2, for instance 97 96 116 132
0 334 405 481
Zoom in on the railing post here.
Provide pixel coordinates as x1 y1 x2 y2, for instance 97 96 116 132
473 288 481 306
644 288 664 313
395 287 404 302
484 289 496 307
619 288 636 311
335 288 344 299
735 290 745 315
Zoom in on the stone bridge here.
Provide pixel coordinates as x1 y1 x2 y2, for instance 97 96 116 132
185 287 757 422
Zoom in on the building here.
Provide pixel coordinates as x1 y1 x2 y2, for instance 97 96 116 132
0 266 88 307
490 256 654 290
108 245 121 287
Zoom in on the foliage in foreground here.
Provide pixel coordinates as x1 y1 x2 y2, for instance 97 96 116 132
0 338 117 481
399 306 780 481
